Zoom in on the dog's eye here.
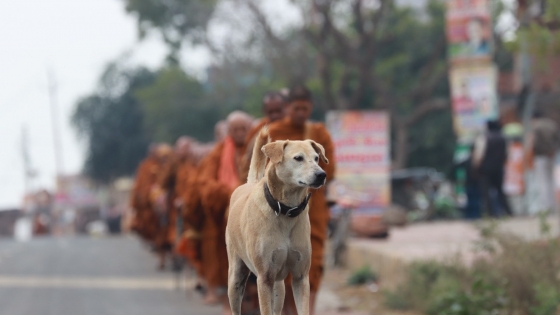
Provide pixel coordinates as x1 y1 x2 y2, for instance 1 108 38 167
294 156 304 162
314 156 319 162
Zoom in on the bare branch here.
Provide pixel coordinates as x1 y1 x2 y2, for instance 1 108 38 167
313 0 353 60
372 0 391 30
318 54 337 109
245 0 285 49
353 0 365 36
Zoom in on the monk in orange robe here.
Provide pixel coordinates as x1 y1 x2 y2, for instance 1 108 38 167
197 111 253 313
179 160 205 282
180 122 229 297
145 144 174 268
268 85 336 315
152 137 195 270
239 91 287 181
130 144 160 242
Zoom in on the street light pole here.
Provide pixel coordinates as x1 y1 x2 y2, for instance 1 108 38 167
47 69 64 178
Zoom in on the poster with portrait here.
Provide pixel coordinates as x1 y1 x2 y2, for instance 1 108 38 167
446 0 492 61
326 111 390 215
450 64 499 141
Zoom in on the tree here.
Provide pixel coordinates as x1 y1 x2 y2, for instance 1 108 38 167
135 66 221 142
72 64 156 183
123 0 218 63
242 0 452 169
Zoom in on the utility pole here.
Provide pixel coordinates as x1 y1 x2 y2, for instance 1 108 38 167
21 126 34 194
47 69 64 177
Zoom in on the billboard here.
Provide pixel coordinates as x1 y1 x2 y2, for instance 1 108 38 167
450 64 499 141
326 111 390 214
446 0 493 62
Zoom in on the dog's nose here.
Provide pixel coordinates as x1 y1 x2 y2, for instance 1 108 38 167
315 171 326 182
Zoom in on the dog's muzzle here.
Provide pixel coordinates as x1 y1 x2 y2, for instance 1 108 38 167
310 171 326 188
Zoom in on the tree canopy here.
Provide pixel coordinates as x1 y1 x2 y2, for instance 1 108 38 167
136 66 221 142
72 64 155 183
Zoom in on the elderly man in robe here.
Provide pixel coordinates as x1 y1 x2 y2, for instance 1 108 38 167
197 111 253 313
151 137 196 270
268 85 336 315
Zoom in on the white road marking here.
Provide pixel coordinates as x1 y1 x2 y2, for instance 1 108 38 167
0 276 194 290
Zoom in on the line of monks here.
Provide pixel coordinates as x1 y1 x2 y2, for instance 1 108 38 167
129 85 335 315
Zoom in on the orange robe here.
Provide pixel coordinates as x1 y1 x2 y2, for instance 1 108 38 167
155 157 197 250
181 145 217 276
268 118 336 293
172 158 199 268
130 157 159 241
197 140 243 287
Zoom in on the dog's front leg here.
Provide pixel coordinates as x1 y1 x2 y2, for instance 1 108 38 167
291 274 310 315
272 280 285 315
256 274 276 315
228 257 251 315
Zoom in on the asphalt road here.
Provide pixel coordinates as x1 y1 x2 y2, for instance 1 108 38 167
0 235 220 315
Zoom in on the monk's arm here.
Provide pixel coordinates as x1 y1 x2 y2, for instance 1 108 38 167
198 144 232 220
156 159 176 192
182 174 205 231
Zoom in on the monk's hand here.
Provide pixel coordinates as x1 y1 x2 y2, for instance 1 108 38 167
174 198 183 208
155 193 167 213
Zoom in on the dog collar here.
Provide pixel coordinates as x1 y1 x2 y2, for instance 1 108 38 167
263 183 311 218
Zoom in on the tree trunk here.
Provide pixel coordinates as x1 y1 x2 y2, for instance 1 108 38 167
393 121 409 170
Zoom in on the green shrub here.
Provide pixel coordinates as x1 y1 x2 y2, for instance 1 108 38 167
383 290 411 310
427 277 507 315
347 265 378 286
530 284 560 315
384 221 560 315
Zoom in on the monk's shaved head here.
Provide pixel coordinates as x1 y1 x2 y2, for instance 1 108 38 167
262 91 286 123
227 111 253 147
226 111 253 125
287 85 313 128
155 143 173 163
175 136 194 159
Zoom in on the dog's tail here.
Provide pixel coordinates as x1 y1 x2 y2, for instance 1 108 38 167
247 126 269 184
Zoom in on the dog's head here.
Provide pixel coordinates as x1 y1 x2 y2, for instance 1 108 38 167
262 140 328 189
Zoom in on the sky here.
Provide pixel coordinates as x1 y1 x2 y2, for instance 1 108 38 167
0 0 173 209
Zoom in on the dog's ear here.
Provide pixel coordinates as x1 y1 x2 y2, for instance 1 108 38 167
262 141 288 164
307 140 329 164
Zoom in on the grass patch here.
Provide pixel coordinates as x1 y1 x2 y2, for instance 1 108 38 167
384 221 560 315
347 265 378 286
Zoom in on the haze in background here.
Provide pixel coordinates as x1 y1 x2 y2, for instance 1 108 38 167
0 0 172 209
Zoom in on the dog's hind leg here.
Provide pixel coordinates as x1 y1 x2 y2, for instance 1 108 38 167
272 280 285 315
228 257 251 315
291 274 310 315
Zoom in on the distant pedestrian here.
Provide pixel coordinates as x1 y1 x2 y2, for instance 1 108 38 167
473 120 512 217
455 145 481 219
529 110 560 214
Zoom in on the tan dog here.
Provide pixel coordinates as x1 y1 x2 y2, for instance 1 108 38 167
226 127 328 315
